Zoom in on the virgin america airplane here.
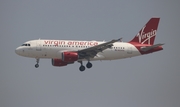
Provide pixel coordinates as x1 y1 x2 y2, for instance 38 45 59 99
15 18 163 71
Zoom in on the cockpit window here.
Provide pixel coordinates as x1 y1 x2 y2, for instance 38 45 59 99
21 44 31 46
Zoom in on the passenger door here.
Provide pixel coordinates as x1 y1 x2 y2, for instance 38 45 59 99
36 40 42 51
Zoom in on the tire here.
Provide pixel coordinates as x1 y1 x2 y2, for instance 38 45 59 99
35 64 39 68
86 62 92 68
79 66 85 71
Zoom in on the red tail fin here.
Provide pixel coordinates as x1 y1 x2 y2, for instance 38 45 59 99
129 18 160 45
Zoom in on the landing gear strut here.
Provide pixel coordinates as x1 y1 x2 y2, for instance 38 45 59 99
35 58 39 68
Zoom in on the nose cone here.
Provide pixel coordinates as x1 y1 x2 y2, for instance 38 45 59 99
15 47 21 55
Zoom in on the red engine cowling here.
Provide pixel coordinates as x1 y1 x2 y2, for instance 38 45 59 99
62 52 78 62
51 59 68 67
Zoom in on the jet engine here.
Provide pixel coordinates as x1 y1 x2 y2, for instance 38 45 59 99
62 52 79 62
51 59 68 66
51 59 75 67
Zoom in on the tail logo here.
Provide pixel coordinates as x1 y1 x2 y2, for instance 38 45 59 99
136 26 157 44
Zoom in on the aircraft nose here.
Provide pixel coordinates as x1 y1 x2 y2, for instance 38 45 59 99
15 47 21 55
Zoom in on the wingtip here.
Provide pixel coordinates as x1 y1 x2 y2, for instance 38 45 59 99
159 43 165 46
118 38 123 42
117 38 121 40
117 38 122 42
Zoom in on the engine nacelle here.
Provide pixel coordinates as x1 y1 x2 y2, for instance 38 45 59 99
62 52 78 62
51 59 68 67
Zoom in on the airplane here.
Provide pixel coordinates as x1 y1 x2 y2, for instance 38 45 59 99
15 17 164 71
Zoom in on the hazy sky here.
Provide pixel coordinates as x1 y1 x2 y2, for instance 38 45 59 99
0 0 180 107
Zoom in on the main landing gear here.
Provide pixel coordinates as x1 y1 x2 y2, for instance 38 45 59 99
35 58 39 68
78 61 93 72
86 62 92 68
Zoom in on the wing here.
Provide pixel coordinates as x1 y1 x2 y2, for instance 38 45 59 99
77 38 122 59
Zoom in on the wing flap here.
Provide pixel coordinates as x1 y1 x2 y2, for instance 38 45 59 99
78 38 122 59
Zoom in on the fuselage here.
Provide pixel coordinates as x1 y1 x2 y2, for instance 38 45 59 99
15 39 141 61
14 18 163 71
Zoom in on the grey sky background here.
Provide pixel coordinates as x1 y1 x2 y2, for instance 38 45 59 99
0 0 180 107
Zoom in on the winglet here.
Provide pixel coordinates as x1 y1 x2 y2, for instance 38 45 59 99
113 38 122 42
119 38 123 42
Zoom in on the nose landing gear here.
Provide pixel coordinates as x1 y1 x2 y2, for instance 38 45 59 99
35 64 39 68
35 58 39 68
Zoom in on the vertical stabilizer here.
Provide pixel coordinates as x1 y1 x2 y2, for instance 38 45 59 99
129 18 160 45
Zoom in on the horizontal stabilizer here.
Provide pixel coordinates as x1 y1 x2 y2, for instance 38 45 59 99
140 43 164 52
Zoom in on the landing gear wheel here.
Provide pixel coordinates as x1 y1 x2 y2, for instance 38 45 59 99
35 58 40 68
79 65 85 72
86 62 92 69
35 64 39 68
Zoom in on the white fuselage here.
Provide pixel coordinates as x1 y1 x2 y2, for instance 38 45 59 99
15 39 141 61
14 18 163 71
